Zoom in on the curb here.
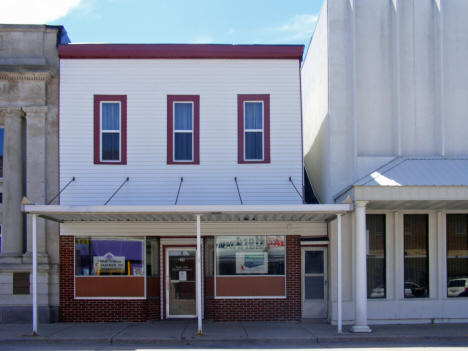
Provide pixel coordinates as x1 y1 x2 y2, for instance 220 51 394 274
1 335 467 345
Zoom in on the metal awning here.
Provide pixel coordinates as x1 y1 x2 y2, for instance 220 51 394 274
334 157 468 210
22 204 353 223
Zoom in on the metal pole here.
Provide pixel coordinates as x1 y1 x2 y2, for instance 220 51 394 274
196 214 202 334
32 214 38 335
337 214 342 334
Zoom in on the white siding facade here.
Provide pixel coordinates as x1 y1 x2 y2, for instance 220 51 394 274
60 59 303 206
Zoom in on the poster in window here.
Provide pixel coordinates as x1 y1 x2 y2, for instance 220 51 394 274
236 252 268 274
93 252 125 274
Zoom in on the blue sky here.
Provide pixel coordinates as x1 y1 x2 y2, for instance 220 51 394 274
1 0 323 51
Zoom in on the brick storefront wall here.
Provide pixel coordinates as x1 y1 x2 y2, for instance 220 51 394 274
60 236 160 322
204 235 301 322
60 235 301 322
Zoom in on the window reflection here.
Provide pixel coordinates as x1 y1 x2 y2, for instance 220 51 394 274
447 214 468 298
75 237 144 276
404 215 429 298
216 236 285 276
367 215 386 299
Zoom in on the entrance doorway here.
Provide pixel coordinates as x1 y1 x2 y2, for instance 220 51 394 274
302 247 327 319
165 248 197 318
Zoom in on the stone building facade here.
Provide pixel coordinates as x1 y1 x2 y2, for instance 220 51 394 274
0 24 69 323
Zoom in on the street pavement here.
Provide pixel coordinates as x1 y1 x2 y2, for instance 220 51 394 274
0 321 466 347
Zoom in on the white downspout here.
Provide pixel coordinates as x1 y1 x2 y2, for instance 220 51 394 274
337 213 342 334
32 214 38 335
196 214 202 334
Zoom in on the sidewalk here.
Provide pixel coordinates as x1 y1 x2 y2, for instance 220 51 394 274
0 321 467 345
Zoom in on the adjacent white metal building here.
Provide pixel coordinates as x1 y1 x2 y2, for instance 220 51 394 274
303 0 468 328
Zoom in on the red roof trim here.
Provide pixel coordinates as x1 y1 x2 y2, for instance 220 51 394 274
58 44 304 60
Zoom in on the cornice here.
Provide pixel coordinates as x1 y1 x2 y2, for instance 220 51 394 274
0 106 25 119
58 44 305 61
23 106 48 118
0 65 57 83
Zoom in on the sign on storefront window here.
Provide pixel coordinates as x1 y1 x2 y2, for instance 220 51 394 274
216 235 285 276
75 237 144 276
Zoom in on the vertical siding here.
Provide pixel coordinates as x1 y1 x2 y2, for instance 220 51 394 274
302 0 330 204
60 59 302 205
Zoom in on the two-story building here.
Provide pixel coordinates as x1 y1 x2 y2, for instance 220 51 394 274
23 43 352 324
303 0 468 330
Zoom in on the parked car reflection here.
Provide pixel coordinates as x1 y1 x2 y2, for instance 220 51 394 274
370 284 385 298
404 282 428 297
370 282 428 298
447 278 468 297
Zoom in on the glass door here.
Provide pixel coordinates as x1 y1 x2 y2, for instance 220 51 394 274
302 247 327 319
166 248 197 318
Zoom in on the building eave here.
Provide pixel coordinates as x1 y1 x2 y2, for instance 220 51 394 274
22 204 352 223
58 44 304 61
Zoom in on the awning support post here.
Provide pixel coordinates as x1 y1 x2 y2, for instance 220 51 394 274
196 214 202 335
337 213 342 334
32 214 38 335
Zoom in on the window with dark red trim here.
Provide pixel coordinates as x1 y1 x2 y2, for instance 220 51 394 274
94 95 127 165
167 95 200 164
237 94 270 164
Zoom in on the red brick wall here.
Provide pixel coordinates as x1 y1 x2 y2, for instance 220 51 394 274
61 235 301 322
60 236 160 322
204 235 301 321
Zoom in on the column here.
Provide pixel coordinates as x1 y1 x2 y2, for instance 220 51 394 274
350 201 372 333
0 107 25 259
23 107 48 260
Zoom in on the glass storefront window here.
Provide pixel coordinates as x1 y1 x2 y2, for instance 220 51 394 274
75 237 144 276
446 214 468 298
404 215 429 298
146 237 159 276
367 214 386 299
205 237 214 277
216 235 285 276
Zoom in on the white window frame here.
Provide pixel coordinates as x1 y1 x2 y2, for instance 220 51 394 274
100 101 122 163
243 101 264 161
173 101 194 162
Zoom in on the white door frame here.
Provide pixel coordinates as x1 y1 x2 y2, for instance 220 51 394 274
165 247 197 319
301 246 328 319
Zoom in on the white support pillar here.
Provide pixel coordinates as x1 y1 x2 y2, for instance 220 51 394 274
350 201 372 333
32 214 38 335
196 214 202 335
337 214 342 334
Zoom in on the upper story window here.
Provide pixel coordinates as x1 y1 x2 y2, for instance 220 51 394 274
167 95 200 164
237 94 270 164
94 95 127 165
